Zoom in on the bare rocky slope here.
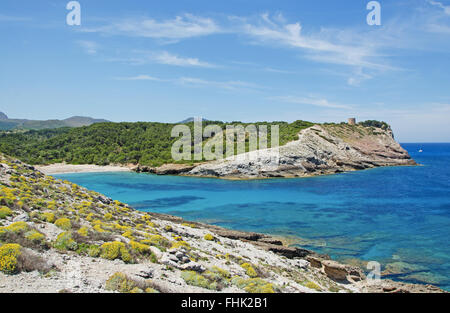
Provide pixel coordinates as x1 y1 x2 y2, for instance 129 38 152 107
187 123 415 179
0 153 442 293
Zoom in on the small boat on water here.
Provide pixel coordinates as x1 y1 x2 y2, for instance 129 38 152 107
419 148 423 153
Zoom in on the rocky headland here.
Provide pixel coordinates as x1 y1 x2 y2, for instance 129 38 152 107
0 153 442 293
135 123 416 179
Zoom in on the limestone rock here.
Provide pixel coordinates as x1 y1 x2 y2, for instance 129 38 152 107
13 213 30 222
187 124 416 179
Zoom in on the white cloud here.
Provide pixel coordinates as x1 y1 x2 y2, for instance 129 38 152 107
239 14 381 70
76 40 100 55
428 0 450 15
178 77 261 90
82 14 221 41
113 74 260 91
107 51 217 68
0 14 31 22
270 95 351 109
113 75 165 81
347 68 373 86
79 11 446 85
151 51 216 68
427 23 450 33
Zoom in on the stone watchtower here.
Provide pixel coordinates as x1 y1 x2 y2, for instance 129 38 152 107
348 118 356 125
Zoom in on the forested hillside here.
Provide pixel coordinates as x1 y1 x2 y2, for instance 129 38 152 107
0 120 314 166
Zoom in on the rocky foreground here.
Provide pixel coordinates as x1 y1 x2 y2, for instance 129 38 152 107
137 123 416 179
0 153 442 293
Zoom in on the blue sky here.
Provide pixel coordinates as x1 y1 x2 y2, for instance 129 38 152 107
0 0 450 142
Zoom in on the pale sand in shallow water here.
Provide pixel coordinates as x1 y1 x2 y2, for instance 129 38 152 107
35 163 132 175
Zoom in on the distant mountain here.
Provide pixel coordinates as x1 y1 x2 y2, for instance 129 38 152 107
62 116 110 127
0 111 109 131
177 117 210 123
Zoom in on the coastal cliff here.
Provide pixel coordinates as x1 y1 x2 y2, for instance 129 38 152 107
140 123 416 179
0 153 440 293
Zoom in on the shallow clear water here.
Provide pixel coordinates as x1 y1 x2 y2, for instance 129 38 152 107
56 143 450 290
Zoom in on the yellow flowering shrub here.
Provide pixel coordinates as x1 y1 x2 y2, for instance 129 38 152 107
304 281 322 291
204 233 214 241
77 226 89 237
42 212 55 223
231 277 275 293
100 242 132 263
93 224 106 233
105 272 155 293
0 221 29 234
210 266 231 279
54 218 71 230
171 240 190 250
140 234 170 249
104 213 113 221
0 207 13 219
129 241 150 254
0 243 21 274
25 230 45 243
121 231 135 240
241 263 258 278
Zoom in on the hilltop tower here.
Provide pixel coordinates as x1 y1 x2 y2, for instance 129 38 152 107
348 118 356 125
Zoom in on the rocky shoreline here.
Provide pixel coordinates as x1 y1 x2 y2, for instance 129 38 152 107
1 154 443 294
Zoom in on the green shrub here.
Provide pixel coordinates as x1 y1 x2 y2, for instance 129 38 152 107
88 245 101 257
105 272 157 293
105 272 139 293
231 277 276 293
24 230 45 243
54 232 78 251
181 271 212 290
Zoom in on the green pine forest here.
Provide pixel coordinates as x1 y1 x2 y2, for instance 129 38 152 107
0 120 314 167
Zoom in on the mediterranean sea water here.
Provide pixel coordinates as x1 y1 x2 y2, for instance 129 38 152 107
56 143 450 290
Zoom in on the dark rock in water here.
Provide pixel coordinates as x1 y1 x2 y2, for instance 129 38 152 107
252 241 313 258
258 237 283 246
211 229 264 241
134 164 195 175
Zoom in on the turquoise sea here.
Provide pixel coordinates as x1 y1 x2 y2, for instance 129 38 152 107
56 143 450 290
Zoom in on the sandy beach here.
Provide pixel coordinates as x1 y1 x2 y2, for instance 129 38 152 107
35 163 133 175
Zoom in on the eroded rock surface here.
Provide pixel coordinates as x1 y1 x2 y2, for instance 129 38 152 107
187 124 415 179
